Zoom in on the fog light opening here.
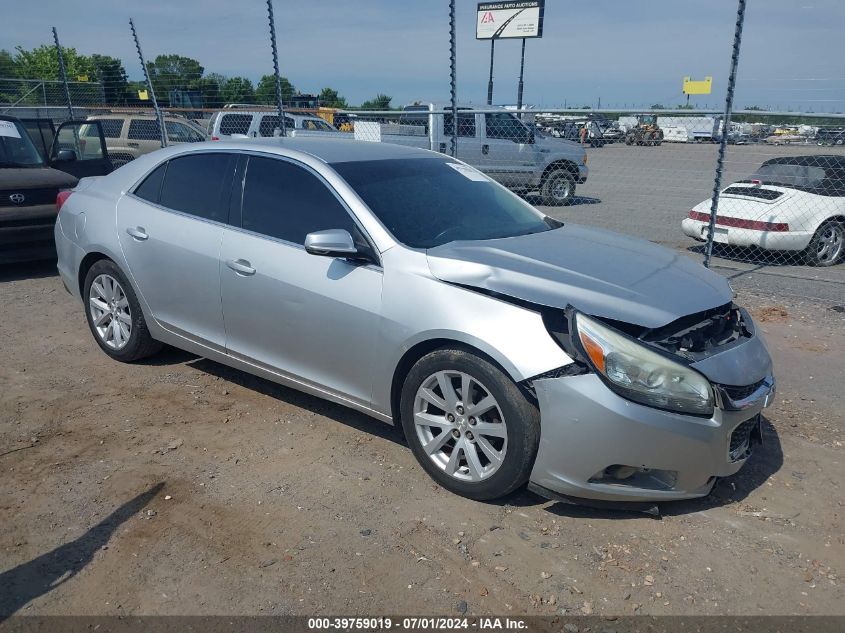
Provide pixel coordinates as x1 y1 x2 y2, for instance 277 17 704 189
589 464 679 491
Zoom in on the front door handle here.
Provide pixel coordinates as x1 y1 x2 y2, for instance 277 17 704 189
127 142 140 148
126 226 148 241
482 144 490 155
226 258 256 276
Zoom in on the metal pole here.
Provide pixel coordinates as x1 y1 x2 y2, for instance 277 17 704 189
129 18 167 148
486 39 495 106
704 0 746 268
449 0 457 157
52 27 73 119
516 38 526 113
267 0 287 136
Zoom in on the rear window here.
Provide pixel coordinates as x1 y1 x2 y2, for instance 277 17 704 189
158 153 235 222
219 114 252 136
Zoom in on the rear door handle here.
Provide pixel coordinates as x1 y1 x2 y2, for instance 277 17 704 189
482 144 490 155
127 142 140 148
226 258 256 276
126 226 148 241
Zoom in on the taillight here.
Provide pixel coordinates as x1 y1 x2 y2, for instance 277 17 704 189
211 136 220 141
56 190 72 213
688 210 788 232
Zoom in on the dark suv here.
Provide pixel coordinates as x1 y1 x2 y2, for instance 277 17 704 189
1 116 112 263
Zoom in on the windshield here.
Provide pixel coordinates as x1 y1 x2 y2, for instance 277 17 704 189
332 157 560 248
0 118 45 167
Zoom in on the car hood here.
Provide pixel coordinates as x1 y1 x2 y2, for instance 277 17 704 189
426 224 732 329
0 166 78 190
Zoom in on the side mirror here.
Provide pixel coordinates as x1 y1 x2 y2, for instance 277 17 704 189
55 148 77 162
304 229 359 258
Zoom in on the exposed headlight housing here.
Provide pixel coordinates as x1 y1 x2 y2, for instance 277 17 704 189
574 313 714 416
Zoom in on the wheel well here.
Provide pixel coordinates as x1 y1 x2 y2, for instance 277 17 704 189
78 252 111 296
389 338 518 429
541 160 579 184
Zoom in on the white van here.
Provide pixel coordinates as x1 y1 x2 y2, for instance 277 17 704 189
207 110 338 140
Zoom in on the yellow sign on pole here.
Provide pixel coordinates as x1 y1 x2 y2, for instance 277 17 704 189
138 89 149 101
683 76 712 95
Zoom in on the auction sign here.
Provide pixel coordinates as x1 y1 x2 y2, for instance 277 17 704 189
476 1 545 39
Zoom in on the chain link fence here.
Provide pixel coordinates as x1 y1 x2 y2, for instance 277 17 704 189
2 2 844 304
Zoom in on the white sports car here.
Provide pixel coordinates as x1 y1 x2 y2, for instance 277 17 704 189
682 155 845 266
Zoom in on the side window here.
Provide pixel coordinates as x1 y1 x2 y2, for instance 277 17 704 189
219 114 252 136
485 113 526 140
96 119 124 138
259 115 295 136
127 119 162 140
443 113 476 138
241 156 356 245
158 154 234 222
258 115 279 137
134 163 167 203
166 121 204 143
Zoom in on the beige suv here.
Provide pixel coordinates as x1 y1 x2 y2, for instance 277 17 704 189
84 114 207 167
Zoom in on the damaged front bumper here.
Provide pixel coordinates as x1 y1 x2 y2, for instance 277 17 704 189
528 333 774 504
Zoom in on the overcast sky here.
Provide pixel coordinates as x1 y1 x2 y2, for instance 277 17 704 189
3 0 843 110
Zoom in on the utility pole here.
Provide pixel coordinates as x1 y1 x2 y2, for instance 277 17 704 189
267 0 287 136
486 39 495 106
52 27 73 119
516 38 526 112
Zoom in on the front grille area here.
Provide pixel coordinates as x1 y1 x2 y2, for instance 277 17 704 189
722 379 765 402
0 187 58 207
729 417 758 461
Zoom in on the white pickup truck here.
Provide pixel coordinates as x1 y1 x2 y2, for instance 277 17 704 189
352 103 589 206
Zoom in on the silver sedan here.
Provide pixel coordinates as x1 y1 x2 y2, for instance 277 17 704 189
55 138 774 507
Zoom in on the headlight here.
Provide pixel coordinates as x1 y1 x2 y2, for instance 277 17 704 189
574 313 714 416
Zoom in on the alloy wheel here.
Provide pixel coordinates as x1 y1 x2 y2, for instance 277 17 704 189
413 370 507 482
88 274 132 350
816 223 843 264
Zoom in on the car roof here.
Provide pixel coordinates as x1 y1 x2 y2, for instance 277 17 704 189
762 155 845 169
161 137 441 164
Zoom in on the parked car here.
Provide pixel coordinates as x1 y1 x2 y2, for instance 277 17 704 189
683 155 845 266
55 138 774 507
83 113 207 167
207 110 338 140
377 103 588 205
1 115 112 263
815 128 845 146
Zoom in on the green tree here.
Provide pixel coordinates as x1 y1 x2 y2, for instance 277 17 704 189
360 93 392 110
255 74 296 104
146 54 204 104
193 72 225 107
650 103 666 110
319 87 347 108
221 77 255 105
0 49 16 77
90 54 128 105
13 44 95 80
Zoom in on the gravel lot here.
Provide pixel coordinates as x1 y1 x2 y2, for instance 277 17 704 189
1 260 843 617
538 142 845 309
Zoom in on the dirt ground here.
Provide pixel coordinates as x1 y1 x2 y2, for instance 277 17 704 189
1 260 843 617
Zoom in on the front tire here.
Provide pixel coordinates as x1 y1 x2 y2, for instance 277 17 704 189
400 349 540 501
84 259 162 362
803 220 844 266
540 169 576 206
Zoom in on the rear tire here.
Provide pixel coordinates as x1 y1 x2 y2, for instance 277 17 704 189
400 348 540 501
803 220 844 266
83 259 162 362
540 169 576 206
